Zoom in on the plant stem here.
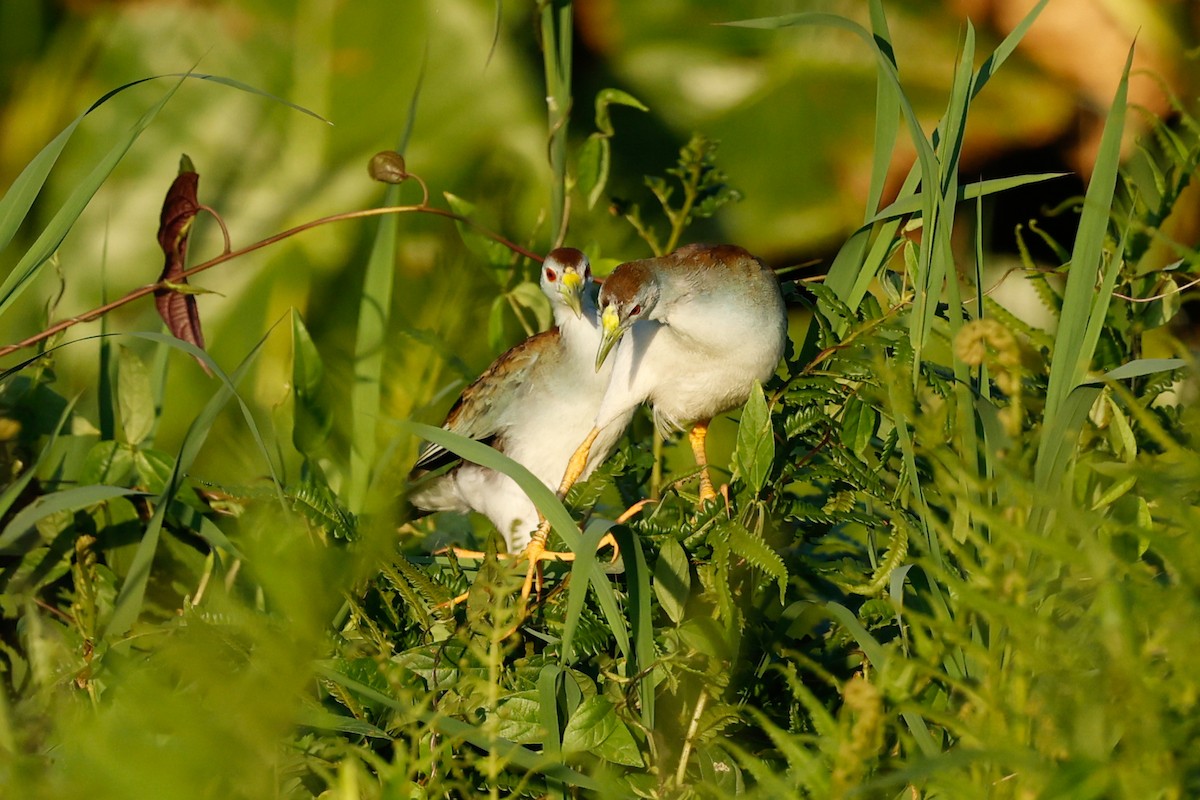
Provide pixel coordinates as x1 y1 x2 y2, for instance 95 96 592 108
0 205 541 360
675 689 708 786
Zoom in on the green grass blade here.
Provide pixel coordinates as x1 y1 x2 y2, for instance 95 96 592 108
0 71 325 319
561 519 615 663
399 420 631 658
0 485 143 554
0 76 187 317
103 329 275 636
865 0 899 220
868 173 1068 223
348 188 399 514
0 75 160 256
612 524 656 730
1035 45 1133 508
400 420 577 547
348 66 424 513
973 0 1050 97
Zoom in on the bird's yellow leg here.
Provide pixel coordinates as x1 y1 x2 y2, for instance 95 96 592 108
519 426 604 602
688 420 718 502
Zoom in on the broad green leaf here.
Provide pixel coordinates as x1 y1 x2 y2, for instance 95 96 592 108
561 696 644 767
577 133 609 209
733 380 773 494
291 310 332 455
1092 474 1137 511
117 346 155 447
510 280 553 330
678 616 732 663
494 690 544 744
444 191 511 268
653 537 690 625
78 440 135 487
133 448 176 497
840 395 878 457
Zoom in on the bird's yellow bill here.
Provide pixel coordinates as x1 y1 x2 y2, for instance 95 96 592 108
596 305 624 371
559 271 584 318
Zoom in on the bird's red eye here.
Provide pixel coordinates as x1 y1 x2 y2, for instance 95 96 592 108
630 304 642 316
545 268 557 282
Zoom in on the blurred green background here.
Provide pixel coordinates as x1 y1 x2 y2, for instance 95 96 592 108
1 0 1197 485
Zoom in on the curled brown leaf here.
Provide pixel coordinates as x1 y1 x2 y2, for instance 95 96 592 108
155 155 211 375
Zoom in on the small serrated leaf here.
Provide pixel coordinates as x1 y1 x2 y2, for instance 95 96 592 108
726 520 787 603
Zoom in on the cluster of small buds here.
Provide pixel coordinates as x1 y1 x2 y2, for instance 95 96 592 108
954 318 1028 435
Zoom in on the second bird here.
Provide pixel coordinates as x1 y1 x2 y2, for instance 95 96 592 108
409 248 626 553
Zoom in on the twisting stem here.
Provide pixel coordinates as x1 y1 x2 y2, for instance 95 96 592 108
0 204 542 359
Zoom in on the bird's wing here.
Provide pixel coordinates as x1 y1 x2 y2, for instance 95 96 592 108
411 329 558 472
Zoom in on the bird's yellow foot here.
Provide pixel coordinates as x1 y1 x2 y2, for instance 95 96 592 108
688 421 719 502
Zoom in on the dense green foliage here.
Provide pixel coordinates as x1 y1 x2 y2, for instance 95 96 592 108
2 2 1200 798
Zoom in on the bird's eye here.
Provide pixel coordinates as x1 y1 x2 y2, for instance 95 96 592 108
630 304 642 316
545 268 557 282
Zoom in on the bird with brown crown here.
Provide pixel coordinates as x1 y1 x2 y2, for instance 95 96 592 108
518 243 788 591
409 248 630 558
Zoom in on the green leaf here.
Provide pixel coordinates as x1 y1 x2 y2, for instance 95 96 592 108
494 690 545 744
291 310 333 455
296 707 390 739
444 191 511 267
593 88 648 136
653 537 690 624
561 696 644 767
510 280 553 331
840 395 878 457
117 346 155 447
318 664 599 790
1035 44 1134 515
487 294 508 352
733 380 773 494
78 440 136 487
577 133 609 209
727 520 787 603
